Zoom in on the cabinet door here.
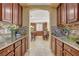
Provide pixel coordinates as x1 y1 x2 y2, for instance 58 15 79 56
13 3 19 25
56 44 62 56
0 3 2 20
57 6 61 26
51 36 56 55
7 51 14 56
2 3 13 23
67 3 77 23
15 45 21 56
22 38 26 56
63 50 72 56
64 43 79 56
18 5 22 26
61 3 66 24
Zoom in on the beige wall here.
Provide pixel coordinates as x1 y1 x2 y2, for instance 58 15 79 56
22 7 29 27
50 8 57 26
22 5 57 48
22 5 57 27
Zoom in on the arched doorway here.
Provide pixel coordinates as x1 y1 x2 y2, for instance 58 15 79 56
29 9 52 56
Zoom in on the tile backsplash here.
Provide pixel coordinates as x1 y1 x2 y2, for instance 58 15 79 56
0 21 12 34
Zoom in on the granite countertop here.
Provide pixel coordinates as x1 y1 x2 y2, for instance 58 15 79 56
52 35 79 51
0 35 27 50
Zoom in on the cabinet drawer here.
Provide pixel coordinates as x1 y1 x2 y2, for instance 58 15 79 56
64 44 79 56
56 44 63 56
6 51 14 56
0 50 3 54
63 50 72 56
22 38 26 43
15 40 21 48
15 45 21 56
0 45 14 56
56 39 63 47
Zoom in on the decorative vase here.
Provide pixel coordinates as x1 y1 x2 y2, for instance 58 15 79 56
11 30 16 40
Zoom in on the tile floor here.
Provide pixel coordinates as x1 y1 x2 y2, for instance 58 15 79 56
27 36 53 56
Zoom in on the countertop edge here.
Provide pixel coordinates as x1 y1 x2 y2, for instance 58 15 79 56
0 35 28 51
52 35 79 51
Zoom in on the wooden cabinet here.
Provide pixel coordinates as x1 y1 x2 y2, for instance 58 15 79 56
0 3 22 26
0 45 14 56
2 3 13 23
66 3 78 23
57 5 61 26
0 4 2 20
13 3 19 25
60 3 66 25
56 44 63 56
0 36 28 56
64 43 79 56
63 50 72 56
57 3 79 25
15 40 21 56
22 38 26 56
56 39 63 56
51 36 79 56
7 51 14 56
15 45 22 56
18 4 22 26
51 36 56 55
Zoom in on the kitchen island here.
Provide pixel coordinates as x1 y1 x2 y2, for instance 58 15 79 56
51 35 79 56
0 35 28 56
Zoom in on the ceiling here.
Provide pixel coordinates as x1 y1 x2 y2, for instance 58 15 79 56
20 3 59 8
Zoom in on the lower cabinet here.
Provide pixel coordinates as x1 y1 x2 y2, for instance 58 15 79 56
63 50 72 56
56 44 63 56
7 51 15 56
15 45 22 56
0 36 28 56
51 36 56 55
0 45 14 56
64 43 79 56
22 38 26 56
51 36 79 56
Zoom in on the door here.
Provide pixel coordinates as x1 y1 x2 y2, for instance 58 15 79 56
63 50 72 56
15 45 21 56
61 3 66 24
2 3 13 23
56 44 62 56
13 3 19 25
18 4 22 26
0 4 2 20
67 3 77 23
51 36 56 55
22 38 26 55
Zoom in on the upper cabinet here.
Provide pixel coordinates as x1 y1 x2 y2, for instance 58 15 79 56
57 3 79 26
0 4 2 20
18 4 22 26
57 5 61 26
60 3 66 24
0 3 22 26
13 4 22 26
2 3 13 23
66 3 78 23
13 3 19 25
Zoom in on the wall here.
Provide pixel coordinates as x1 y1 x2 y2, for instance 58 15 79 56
22 7 29 27
22 5 57 29
22 5 57 48
50 8 57 26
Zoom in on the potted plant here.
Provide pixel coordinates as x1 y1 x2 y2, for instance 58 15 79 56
7 24 19 40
